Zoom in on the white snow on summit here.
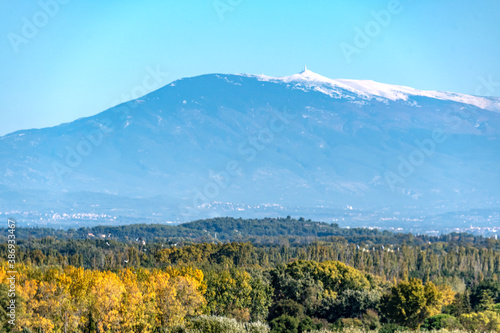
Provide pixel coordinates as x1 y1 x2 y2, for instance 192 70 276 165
242 68 500 112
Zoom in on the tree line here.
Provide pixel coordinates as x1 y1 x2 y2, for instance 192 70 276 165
4 217 497 247
1 218 499 332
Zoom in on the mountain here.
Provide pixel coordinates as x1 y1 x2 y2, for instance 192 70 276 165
1 69 499 233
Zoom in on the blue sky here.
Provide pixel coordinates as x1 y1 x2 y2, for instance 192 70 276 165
1 0 499 136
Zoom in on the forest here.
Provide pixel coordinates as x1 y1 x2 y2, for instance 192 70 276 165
1 217 499 332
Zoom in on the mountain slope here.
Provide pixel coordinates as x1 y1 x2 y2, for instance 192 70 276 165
1 69 499 230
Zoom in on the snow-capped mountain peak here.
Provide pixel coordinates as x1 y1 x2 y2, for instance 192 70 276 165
1 70 500 227
293 66 333 82
243 69 500 112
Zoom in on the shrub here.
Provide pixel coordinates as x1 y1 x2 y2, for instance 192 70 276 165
173 315 270 333
422 314 461 330
378 323 408 333
459 310 500 332
270 314 299 333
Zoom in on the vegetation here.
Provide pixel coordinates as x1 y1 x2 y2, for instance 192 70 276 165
1 217 499 332
5 217 498 247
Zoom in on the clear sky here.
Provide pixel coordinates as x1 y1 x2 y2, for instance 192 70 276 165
1 0 499 136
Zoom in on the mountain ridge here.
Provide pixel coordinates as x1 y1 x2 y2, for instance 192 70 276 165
1 70 499 232
2 69 499 140
239 68 500 112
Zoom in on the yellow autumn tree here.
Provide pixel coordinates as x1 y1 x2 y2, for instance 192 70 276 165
18 278 57 332
0 266 7 284
118 268 154 333
170 275 206 319
46 268 81 333
437 284 456 307
381 278 445 329
15 266 83 333
31 281 66 332
89 270 126 332
149 268 206 329
64 266 93 330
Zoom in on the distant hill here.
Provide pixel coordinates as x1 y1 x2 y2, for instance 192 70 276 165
6 217 495 248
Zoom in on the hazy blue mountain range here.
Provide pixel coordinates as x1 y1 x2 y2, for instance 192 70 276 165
2 69 499 234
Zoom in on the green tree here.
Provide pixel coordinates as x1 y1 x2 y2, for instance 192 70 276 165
443 290 472 317
205 268 252 319
297 316 323 332
268 300 305 322
470 279 500 310
380 278 442 329
318 289 381 322
270 268 325 316
270 315 299 333
247 270 273 322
